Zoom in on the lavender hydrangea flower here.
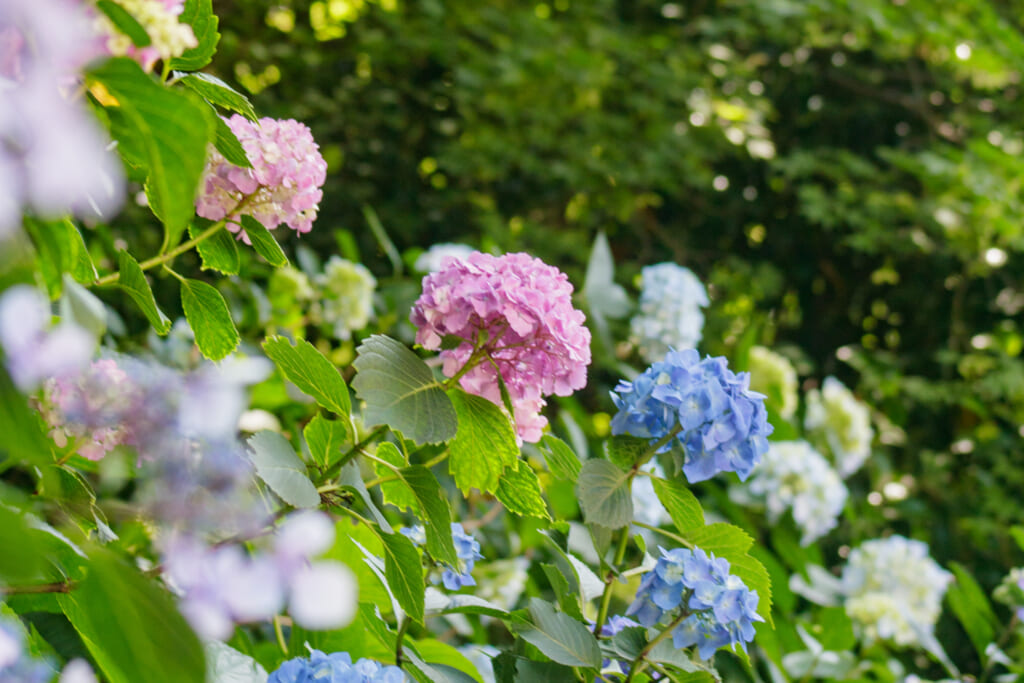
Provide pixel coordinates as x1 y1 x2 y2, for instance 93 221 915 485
39 359 134 460
401 522 484 590
0 616 53 683
611 348 772 483
410 251 592 443
268 650 405 683
630 263 709 363
626 546 763 660
196 115 327 241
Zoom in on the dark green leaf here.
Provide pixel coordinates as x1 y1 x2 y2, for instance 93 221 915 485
650 477 704 533
96 0 151 47
241 216 289 267
178 73 257 120
496 459 550 520
169 0 219 71
188 221 239 275
263 336 351 416
377 530 425 624
180 278 239 361
447 389 518 494
247 431 320 508
340 462 392 533
112 250 171 334
576 459 633 528
947 562 999 660
510 598 602 669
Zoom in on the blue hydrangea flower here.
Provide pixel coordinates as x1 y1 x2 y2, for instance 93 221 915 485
400 522 484 590
0 618 54 683
268 649 405 682
625 546 763 660
610 348 772 482
595 615 640 679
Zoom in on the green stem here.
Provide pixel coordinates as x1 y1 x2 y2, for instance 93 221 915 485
636 424 684 469
625 611 688 682
593 523 633 635
3 581 76 595
320 425 387 483
395 616 411 666
273 615 289 655
631 522 693 548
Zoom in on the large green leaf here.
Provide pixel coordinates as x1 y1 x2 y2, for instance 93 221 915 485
576 459 633 529
112 250 171 334
59 552 205 683
169 0 219 71
399 465 458 566
447 389 518 494
180 278 239 361
89 58 212 241
604 435 649 470
352 335 456 445
510 599 602 669
496 460 551 520
247 431 320 508
377 530 426 624
650 477 704 533
177 73 257 120
263 336 351 417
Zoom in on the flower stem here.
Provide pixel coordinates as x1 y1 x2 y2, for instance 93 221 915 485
273 615 289 655
593 523 633 635
320 425 387 483
624 611 687 682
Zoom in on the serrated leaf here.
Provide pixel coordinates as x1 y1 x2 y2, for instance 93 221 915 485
576 459 633 529
247 431 320 508
496 460 550 520
511 599 602 668
241 215 289 267
178 72 257 120
211 113 252 168
447 389 518 494
112 250 171 334
89 58 213 241
683 523 754 556
604 435 649 470
352 335 456 445
188 221 239 274
539 435 582 481
59 552 205 683
400 465 458 566
377 529 425 624
180 278 239 361
374 442 418 512
96 0 151 47
263 336 351 416
651 477 704 533
169 0 219 71
304 414 349 469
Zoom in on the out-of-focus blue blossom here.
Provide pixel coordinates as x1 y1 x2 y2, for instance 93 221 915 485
610 349 772 482
630 263 709 363
402 523 484 590
626 546 763 661
0 616 53 683
595 615 640 679
268 650 405 683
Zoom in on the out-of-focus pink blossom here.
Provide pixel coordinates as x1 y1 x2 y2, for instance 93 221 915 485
410 252 592 442
196 115 327 242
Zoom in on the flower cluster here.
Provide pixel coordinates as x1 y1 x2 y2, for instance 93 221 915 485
841 536 952 647
93 0 197 72
410 252 591 443
414 242 475 273
196 115 327 240
744 440 847 545
39 359 134 460
610 349 772 482
318 256 376 341
626 546 763 660
163 511 357 640
402 522 483 590
0 0 123 237
746 346 799 420
804 376 874 477
269 650 405 683
0 286 93 390
630 263 709 363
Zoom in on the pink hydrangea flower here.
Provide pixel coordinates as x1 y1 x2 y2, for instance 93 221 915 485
410 252 592 442
195 115 327 243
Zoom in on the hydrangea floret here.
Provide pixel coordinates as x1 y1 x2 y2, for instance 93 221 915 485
196 115 327 241
630 263 709 363
746 346 799 420
841 535 952 647
745 440 847 545
409 251 591 443
93 0 197 72
317 256 376 341
804 376 874 477
269 649 405 683
626 546 763 660
401 522 483 590
610 348 772 482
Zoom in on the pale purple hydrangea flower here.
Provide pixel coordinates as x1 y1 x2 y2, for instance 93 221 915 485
0 0 123 236
0 617 53 683
410 252 592 443
196 115 327 242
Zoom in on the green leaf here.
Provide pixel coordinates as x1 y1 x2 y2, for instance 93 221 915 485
683 523 754 556
241 216 289 267
340 461 392 533
651 477 705 533
60 278 107 338
169 0 219 71
411 639 484 683
205 641 268 683
576 459 633 529
96 0 151 47
188 221 239 275
377 530 425 624
374 442 418 512
400 465 459 566
0 506 45 584
447 389 518 494
496 460 551 520
304 414 349 469
247 431 320 508
180 278 240 361
947 562 1000 660
263 336 351 417
352 335 457 445
59 552 205 683
178 72 257 120
542 564 583 621
24 218 96 298
510 598 602 669
539 435 581 481
210 114 252 168
90 58 213 241
604 435 649 470
816 607 856 651
112 250 171 334
493 654 574 683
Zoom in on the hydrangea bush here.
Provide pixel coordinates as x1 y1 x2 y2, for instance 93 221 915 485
0 2 1019 683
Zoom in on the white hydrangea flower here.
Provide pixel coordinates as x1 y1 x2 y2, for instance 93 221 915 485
747 346 799 419
746 440 847 545
95 0 197 72
414 243 475 273
804 376 873 477
629 263 709 363
317 256 376 341
841 536 952 648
